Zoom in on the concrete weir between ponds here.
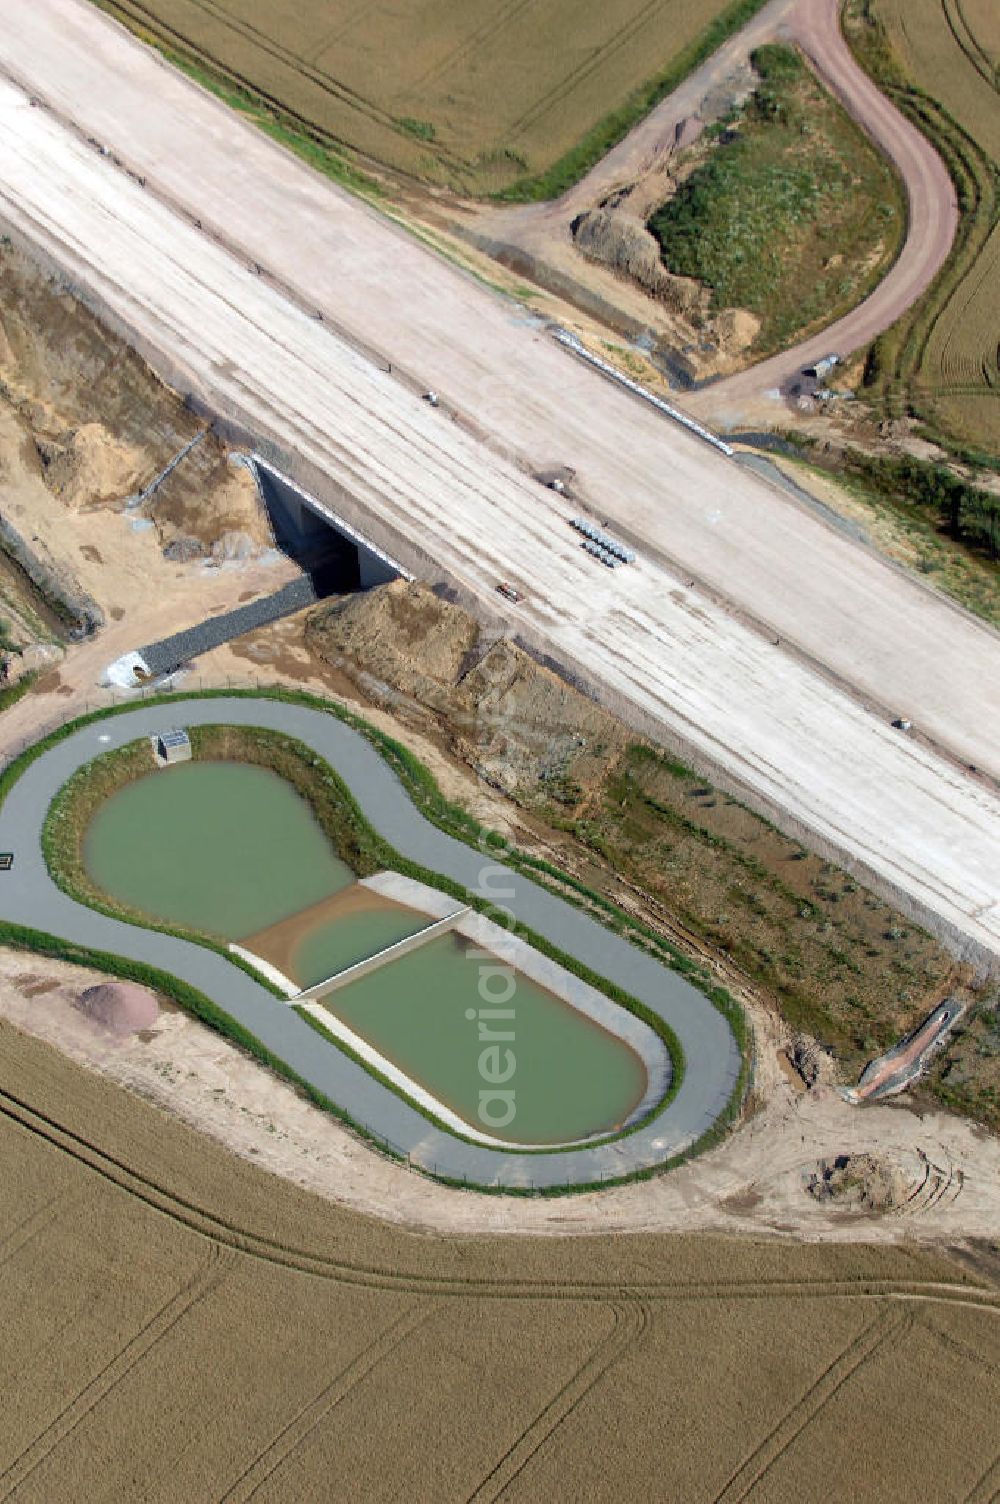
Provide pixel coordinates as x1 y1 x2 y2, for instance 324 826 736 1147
0 698 743 1188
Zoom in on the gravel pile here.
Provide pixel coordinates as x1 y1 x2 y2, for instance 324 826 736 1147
139 575 318 675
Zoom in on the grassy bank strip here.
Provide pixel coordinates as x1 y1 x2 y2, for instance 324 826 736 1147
94 0 770 206
0 672 37 716
493 0 772 202
41 719 687 1155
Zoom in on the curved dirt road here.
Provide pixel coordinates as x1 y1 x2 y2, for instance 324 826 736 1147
472 0 958 423
688 0 959 421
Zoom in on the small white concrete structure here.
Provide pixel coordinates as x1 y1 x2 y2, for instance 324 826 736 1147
101 650 152 690
152 727 191 766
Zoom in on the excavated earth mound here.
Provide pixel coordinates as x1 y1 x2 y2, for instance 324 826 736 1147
43 421 147 510
77 982 159 1036
806 1152 908 1213
305 579 628 798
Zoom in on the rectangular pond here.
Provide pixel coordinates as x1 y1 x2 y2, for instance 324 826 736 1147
315 930 649 1146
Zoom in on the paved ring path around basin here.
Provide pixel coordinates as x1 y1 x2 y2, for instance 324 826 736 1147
0 699 742 1188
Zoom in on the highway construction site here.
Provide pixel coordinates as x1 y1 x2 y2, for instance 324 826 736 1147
0 4 997 1491
0 7 997 983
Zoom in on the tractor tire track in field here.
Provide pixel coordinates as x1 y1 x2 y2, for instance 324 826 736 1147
465 1302 652 1503
964 1452 1000 1504
942 0 1000 95
508 0 674 141
0 1194 73 1273
923 1315 1000 1386
414 0 541 91
0 1241 236 1500
103 0 468 172
220 1304 438 1502
712 1310 912 1503
2 1085 999 1311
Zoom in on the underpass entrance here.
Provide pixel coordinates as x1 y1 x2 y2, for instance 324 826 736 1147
249 456 406 596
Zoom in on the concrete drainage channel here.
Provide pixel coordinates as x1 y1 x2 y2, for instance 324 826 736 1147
0 696 744 1189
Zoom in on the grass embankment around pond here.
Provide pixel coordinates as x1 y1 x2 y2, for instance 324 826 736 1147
29 704 734 1170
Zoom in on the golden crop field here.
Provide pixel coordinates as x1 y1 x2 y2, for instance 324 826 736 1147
2 1018 998 1502
882 0 1000 162
854 0 1000 454
96 0 761 194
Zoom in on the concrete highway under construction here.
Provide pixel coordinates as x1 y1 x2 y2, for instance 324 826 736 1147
0 0 997 966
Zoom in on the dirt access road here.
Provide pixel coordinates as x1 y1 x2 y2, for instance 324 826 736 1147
4 949 1000 1247
0 2 997 966
475 0 958 420
688 0 960 422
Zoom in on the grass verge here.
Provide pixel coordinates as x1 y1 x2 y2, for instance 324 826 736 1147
0 672 37 716
493 0 772 201
88 2 383 201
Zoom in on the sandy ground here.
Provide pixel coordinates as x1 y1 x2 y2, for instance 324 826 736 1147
2 946 996 1244
0 32 996 967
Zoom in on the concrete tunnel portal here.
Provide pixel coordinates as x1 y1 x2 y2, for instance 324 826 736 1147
105 456 408 686
250 457 406 596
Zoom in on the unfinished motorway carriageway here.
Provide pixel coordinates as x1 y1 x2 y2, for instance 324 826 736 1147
0 6 997 968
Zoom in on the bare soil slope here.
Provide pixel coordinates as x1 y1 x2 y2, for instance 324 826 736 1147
0 242 271 557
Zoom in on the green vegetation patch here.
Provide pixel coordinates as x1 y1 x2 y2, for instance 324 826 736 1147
649 44 905 352
0 670 36 717
777 447 1000 628
542 740 955 1075
834 446 1000 561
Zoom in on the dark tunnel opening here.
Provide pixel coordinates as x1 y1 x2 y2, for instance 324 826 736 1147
253 462 401 596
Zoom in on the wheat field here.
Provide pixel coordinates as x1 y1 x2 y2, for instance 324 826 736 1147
95 0 753 193
1 1019 998 1501
872 0 1000 452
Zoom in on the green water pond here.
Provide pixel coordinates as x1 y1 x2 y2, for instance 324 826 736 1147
320 931 648 1145
83 761 353 937
83 758 652 1144
292 907 431 987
